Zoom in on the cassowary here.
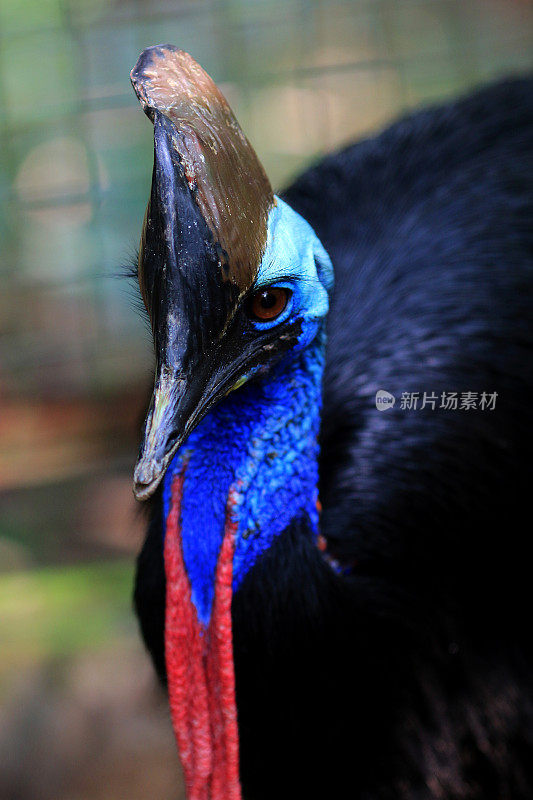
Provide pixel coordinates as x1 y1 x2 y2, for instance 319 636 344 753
129 45 533 800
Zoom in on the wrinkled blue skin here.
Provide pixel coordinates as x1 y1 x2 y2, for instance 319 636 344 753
162 198 334 625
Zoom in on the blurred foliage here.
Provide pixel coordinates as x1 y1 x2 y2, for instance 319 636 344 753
0 560 133 686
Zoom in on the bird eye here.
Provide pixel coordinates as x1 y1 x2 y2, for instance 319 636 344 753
247 287 290 322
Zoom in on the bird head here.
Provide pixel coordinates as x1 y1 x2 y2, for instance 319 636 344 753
131 44 333 501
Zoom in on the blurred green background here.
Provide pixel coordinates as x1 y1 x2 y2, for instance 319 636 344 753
0 1 531 798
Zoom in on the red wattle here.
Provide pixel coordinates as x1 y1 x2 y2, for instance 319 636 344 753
164 472 242 800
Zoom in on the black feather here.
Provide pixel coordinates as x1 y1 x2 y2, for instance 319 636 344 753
135 77 533 799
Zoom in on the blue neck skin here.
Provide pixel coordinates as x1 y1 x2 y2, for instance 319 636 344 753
162 328 325 626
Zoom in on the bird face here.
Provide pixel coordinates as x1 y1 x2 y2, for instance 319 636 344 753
133 182 333 500
131 46 332 500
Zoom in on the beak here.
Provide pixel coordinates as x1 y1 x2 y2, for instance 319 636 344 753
129 45 279 501
133 319 301 500
132 110 241 502
133 367 190 500
133 353 248 501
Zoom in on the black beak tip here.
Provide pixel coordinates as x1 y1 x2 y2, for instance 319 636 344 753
133 430 185 501
133 460 165 501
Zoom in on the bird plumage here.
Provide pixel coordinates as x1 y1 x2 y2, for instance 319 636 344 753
133 65 533 800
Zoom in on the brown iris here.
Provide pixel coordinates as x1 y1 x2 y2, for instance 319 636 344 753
247 287 290 322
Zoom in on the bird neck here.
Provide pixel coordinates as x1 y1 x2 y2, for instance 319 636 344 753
162 328 326 625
